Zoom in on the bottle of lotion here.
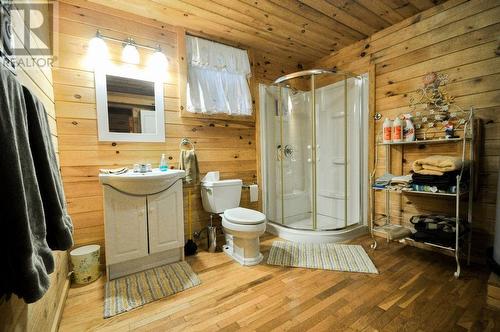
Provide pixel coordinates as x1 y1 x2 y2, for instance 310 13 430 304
403 115 415 142
383 118 392 143
392 117 403 142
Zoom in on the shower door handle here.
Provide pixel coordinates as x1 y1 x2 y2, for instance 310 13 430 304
277 145 283 161
278 144 294 161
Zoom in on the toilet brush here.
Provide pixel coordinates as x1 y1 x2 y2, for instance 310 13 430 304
184 188 198 256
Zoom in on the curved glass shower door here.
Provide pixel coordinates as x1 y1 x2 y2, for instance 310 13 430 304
261 70 367 231
280 76 315 230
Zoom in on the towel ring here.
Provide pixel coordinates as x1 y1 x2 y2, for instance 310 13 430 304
180 138 195 151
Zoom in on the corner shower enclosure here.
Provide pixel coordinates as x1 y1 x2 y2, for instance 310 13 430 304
260 69 369 243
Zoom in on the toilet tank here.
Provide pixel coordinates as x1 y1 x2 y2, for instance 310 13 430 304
201 179 242 214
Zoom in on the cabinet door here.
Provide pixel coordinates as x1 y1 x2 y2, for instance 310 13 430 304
103 187 148 265
147 181 184 254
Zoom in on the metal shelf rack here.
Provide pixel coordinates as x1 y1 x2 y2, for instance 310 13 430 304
370 107 474 278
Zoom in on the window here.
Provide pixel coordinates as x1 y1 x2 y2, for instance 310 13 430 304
186 36 252 116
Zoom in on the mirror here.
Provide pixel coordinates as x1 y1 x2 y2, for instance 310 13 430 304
95 69 165 142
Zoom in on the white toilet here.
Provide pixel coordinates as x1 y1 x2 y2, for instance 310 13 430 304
201 175 266 266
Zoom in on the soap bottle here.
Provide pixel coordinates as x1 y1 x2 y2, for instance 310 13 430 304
383 118 392 143
403 115 415 142
159 154 168 171
392 117 403 142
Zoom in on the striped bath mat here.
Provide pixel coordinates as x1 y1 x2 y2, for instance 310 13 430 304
267 241 378 274
104 261 201 318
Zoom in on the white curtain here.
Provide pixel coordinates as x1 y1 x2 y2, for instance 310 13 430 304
186 36 253 116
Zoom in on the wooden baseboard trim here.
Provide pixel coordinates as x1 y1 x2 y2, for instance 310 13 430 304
51 276 70 332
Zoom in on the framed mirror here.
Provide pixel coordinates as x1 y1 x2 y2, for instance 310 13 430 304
95 68 165 142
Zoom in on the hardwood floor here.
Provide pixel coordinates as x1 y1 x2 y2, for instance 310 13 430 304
59 234 499 331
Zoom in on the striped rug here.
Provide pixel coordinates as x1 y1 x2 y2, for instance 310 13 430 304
267 241 378 274
104 261 201 318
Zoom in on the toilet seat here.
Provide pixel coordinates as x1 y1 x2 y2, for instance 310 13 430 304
222 218 266 234
223 207 266 225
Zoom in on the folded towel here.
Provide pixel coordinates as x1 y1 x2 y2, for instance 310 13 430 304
179 149 199 184
374 173 394 187
412 155 462 176
99 167 128 175
412 171 462 188
390 175 412 185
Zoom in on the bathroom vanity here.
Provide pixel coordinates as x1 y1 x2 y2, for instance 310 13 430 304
99 169 185 280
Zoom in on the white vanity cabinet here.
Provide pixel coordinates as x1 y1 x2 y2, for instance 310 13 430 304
102 175 185 280
147 181 184 254
103 188 148 265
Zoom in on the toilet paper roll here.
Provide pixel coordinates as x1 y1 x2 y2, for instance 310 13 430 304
249 184 258 202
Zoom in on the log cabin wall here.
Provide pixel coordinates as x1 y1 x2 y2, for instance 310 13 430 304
53 0 294 262
0 1 69 331
310 0 500 258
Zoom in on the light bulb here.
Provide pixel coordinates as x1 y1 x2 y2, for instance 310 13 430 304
87 35 108 67
122 43 140 65
148 50 168 71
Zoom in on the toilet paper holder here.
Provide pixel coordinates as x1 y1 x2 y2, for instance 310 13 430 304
242 183 256 189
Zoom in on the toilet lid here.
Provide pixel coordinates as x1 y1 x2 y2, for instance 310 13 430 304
224 207 266 225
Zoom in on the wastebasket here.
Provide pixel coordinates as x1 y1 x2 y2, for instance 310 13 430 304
70 244 101 284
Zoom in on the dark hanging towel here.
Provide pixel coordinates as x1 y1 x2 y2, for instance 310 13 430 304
0 69 73 303
23 86 73 251
0 69 53 303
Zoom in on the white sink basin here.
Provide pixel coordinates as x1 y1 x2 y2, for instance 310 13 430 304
99 169 185 195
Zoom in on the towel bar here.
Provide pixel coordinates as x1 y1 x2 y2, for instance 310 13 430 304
179 138 195 150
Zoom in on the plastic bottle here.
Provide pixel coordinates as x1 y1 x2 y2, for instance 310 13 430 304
403 115 415 142
159 154 168 171
392 117 403 142
383 118 392 143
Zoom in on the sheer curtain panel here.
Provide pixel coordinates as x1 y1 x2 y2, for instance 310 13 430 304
186 36 252 116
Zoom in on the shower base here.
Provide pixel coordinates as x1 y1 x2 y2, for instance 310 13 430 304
266 222 368 244
284 218 342 230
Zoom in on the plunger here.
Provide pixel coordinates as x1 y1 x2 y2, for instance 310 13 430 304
184 188 197 256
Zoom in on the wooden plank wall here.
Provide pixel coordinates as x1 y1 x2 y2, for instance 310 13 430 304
0 1 69 331
311 0 500 257
53 0 286 261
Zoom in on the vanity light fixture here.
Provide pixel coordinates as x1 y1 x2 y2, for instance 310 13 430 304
122 38 140 65
89 30 169 67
